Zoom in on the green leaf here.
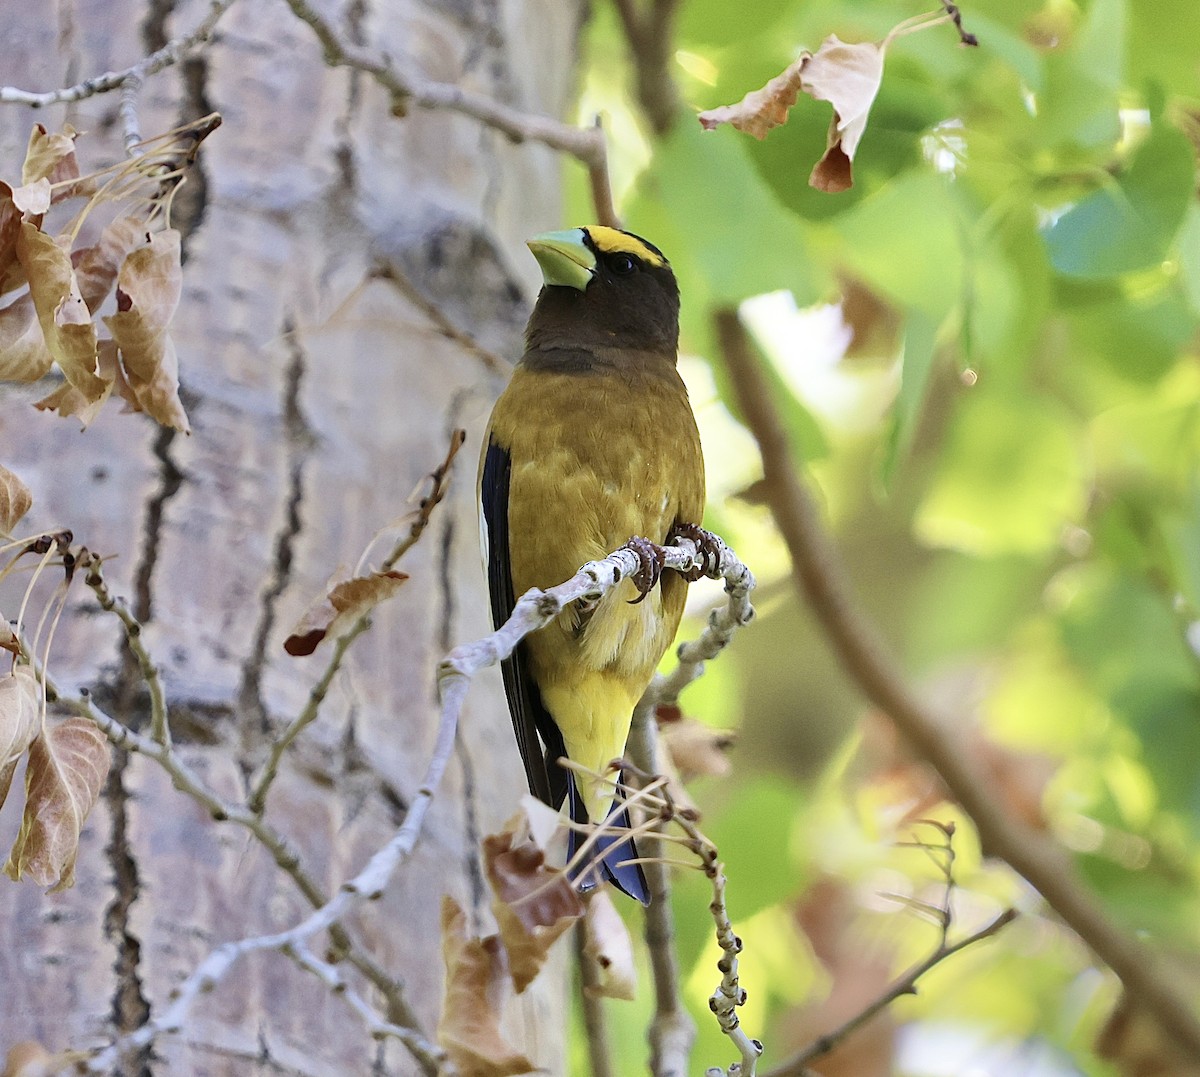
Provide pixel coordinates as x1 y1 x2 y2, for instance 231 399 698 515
1045 123 1196 278
915 388 1089 554
1178 205 1200 317
827 170 964 319
879 309 937 488
1035 0 1124 154
626 120 828 316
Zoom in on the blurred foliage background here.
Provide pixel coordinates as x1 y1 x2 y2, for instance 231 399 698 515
563 0 1200 1073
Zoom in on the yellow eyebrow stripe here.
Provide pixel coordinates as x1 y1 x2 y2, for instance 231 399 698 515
584 226 666 268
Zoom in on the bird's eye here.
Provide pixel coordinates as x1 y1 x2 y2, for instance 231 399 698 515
609 254 636 276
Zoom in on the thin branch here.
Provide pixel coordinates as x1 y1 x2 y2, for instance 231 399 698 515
939 0 979 46
575 921 616 1077
625 542 755 1076
248 430 465 813
281 0 620 226
765 909 1017 1077
81 554 171 747
662 793 761 1077
33 676 443 1075
0 0 235 108
77 679 461 1074
373 266 509 376
714 305 1200 1065
438 535 749 707
610 0 683 136
627 701 697 1077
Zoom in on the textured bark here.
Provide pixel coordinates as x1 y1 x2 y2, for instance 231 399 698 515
0 0 582 1071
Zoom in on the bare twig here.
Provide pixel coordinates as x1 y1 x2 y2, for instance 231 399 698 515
765 908 1017 1077
610 0 683 136
81 554 171 747
78 683 461 1074
627 701 697 1077
714 305 1200 1064
374 265 509 376
438 534 748 708
660 793 760 1077
0 0 235 153
30 675 443 1076
281 0 620 226
575 921 616 1077
939 1 979 46
624 539 754 1076
248 431 466 814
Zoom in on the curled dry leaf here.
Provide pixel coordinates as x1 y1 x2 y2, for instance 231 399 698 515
7 179 51 217
2 1041 56 1077
483 817 584 993
582 889 637 1001
802 36 886 193
0 669 41 812
437 896 537 1077
284 570 409 656
22 124 81 193
0 294 55 383
103 229 189 432
15 222 104 400
34 339 120 427
73 216 149 314
0 464 33 534
5 717 112 893
698 56 810 140
661 717 736 783
698 34 886 194
519 793 565 851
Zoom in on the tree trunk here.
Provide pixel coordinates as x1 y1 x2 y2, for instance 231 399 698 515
0 0 582 1072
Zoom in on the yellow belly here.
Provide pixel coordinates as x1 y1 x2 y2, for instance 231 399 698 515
486 361 704 820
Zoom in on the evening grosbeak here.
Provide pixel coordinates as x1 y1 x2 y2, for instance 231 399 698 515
480 225 709 904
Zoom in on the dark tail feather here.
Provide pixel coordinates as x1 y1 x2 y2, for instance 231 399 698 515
566 772 650 905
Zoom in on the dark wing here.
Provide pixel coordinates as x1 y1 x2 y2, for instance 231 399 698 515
480 438 568 808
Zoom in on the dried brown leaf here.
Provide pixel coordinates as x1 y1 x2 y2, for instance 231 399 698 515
698 56 810 139
102 229 188 432
698 35 885 194
661 718 736 782
284 570 410 656
73 217 149 313
16 222 103 400
0 464 33 534
8 179 51 217
0 190 25 296
484 820 584 993
0 294 55 383
0 670 41 811
2 1041 56 1077
582 890 636 1001
34 339 120 427
437 896 537 1077
5 717 112 892
22 124 82 194
802 36 886 192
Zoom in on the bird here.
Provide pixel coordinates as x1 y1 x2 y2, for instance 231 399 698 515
479 225 713 904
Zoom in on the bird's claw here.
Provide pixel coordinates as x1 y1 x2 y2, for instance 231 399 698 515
670 523 723 582
622 536 666 604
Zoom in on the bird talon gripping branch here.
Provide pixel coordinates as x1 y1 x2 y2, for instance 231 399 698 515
480 225 705 905
622 535 667 604
669 522 724 582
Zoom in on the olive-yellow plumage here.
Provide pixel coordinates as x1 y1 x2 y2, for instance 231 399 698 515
480 226 704 903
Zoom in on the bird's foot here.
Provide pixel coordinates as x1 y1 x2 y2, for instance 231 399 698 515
621 535 666 604
669 523 724 582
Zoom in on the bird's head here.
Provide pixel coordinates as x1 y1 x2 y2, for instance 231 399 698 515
523 226 680 358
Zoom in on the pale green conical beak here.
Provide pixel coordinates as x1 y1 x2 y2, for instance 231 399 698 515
527 228 596 292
